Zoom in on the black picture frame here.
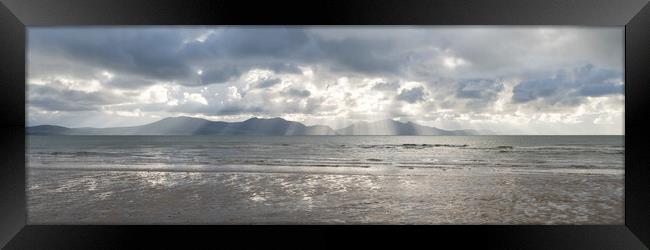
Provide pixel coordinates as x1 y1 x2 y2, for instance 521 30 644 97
1 0 649 248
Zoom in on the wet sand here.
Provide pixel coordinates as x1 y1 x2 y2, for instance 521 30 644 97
27 167 623 224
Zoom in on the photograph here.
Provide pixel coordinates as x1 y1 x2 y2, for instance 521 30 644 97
25 26 624 224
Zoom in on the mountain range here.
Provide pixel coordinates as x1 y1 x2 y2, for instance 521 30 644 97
27 116 486 136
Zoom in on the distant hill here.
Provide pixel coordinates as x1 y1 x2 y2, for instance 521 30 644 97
26 125 72 135
27 116 338 135
335 119 479 135
27 116 484 136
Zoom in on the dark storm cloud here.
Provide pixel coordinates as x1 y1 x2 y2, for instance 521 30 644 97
191 28 403 75
28 27 412 89
285 88 311 98
456 79 504 100
182 28 316 59
30 28 313 87
319 38 402 75
254 78 282 88
396 86 426 103
198 65 242 85
30 28 195 83
29 27 623 90
103 74 158 89
32 27 624 83
28 84 122 111
578 84 623 97
512 78 561 103
413 28 624 79
512 64 622 104
266 63 303 74
372 81 401 91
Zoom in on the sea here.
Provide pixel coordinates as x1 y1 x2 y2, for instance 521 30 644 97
26 135 624 224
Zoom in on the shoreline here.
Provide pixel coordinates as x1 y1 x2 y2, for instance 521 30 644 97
27 164 625 177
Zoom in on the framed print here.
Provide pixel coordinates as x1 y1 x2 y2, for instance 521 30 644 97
1 0 649 249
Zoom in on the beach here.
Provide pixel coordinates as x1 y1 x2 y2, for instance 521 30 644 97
27 135 624 224
27 167 623 224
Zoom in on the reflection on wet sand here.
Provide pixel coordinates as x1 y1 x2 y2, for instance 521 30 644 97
27 168 623 224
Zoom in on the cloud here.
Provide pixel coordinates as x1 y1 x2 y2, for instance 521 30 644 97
512 78 559 103
28 83 123 111
319 38 402 75
169 102 267 116
29 28 195 83
29 28 311 88
254 78 282 88
26 27 625 134
396 86 426 103
371 81 401 91
198 65 242 85
227 86 242 100
512 64 622 105
101 74 157 89
285 88 311 98
183 92 208 105
29 27 624 87
456 79 504 100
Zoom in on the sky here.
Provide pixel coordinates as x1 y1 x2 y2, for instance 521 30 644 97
27 26 624 134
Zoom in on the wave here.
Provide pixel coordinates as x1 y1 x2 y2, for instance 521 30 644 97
514 146 624 154
28 155 624 173
462 145 624 155
48 151 153 158
357 143 468 149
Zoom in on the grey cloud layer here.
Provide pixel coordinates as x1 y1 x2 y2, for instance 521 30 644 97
512 64 623 105
32 27 622 87
397 86 427 103
29 28 405 88
29 82 124 111
27 27 624 134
